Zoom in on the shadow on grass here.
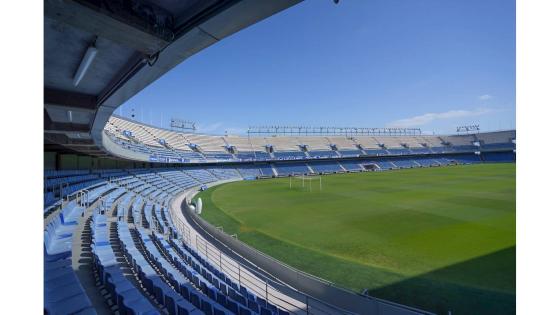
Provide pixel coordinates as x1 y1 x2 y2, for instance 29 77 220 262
368 246 515 315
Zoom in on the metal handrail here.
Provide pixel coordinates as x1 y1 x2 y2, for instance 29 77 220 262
169 197 357 315
82 172 434 315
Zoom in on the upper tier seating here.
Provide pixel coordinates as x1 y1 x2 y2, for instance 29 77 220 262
326 136 358 150
105 115 515 165
266 136 302 151
476 130 516 144
184 134 227 152
222 135 255 152
354 136 381 149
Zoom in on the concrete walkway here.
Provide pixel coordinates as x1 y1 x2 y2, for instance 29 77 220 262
169 181 316 315
71 199 113 315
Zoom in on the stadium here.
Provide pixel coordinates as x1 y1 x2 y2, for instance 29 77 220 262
43 1 516 315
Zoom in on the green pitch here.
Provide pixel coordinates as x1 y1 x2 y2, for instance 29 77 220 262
199 164 515 315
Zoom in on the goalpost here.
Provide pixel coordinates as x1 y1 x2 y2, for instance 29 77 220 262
289 174 322 192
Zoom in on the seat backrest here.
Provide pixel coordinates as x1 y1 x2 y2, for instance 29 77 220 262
260 308 273 315
239 306 251 315
44 231 51 248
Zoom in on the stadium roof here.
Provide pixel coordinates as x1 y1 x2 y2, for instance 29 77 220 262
44 0 301 156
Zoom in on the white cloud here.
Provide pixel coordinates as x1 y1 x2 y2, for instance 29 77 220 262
479 94 492 100
387 108 495 128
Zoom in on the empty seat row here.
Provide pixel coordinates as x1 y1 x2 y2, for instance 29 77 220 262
117 222 205 315
91 214 160 314
44 258 94 314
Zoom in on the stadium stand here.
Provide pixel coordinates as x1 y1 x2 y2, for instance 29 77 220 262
258 164 276 177
385 148 411 155
338 149 363 157
44 257 95 314
274 150 307 159
483 151 516 162
308 150 339 158
446 154 483 164
374 160 397 170
104 116 516 166
273 162 312 176
45 166 301 314
309 161 344 174
46 114 516 315
236 165 263 179
222 135 254 152
338 160 365 172
390 158 418 168
269 136 304 151
44 144 514 314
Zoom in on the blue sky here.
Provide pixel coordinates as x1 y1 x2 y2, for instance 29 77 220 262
118 0 515 135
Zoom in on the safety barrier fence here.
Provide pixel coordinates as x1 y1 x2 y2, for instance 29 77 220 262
170 192 435 315
169 199 354 315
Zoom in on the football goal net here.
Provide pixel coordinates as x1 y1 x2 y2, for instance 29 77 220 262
289 174 322 192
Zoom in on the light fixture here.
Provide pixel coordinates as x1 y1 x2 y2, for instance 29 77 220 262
67 110 73 122
73 41 98 87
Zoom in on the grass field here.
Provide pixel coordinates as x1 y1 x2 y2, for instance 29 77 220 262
198 164 515 315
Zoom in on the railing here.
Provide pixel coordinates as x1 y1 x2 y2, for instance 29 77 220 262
103 127 504 165
44 187 90 229
169 186 435 315
42 168 438 314
169 198 355 315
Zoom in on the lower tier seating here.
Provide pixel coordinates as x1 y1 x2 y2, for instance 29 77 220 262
44 151 515 314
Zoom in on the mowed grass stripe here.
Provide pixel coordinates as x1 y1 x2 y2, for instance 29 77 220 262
199 163 515 315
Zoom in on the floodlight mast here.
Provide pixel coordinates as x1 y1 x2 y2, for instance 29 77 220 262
456 125 480 134
170 118 196 132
